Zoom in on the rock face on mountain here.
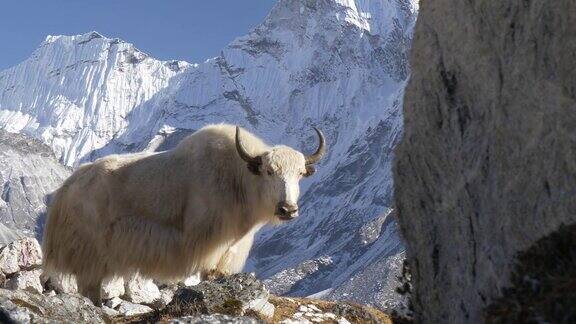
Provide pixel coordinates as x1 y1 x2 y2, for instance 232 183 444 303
394 1 576 323
0 130 70 237
0 0 418 311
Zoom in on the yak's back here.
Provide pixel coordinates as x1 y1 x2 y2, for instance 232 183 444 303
174 124 269 159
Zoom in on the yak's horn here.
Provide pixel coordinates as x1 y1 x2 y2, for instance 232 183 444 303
235 126 260 163
305 127 326 165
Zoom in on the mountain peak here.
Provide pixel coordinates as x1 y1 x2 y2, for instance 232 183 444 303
0 30 188 165
43 31 110 46
262 0 417 37
38 31 135 57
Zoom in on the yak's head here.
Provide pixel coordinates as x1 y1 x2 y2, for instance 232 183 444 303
235 126 326 221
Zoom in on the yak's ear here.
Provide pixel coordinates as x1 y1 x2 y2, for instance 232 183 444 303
304 165 316 177
247 156 263 175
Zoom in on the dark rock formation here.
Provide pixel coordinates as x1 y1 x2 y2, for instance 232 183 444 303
485 224 576 323
394 0 576 322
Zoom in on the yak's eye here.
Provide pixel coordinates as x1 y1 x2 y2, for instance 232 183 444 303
267 170 274 176
303 165 316 177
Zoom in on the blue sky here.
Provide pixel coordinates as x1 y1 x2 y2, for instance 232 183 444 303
0 0 277 70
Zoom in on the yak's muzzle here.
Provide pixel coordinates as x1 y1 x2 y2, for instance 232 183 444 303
276 201 298 220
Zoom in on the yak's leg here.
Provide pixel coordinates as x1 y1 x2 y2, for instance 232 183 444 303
200 231 257 281
218 232 256 275
77 276 103 306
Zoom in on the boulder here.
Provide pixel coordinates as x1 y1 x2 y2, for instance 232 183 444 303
0 288 106 323
5 269 43 294
0 237 42 276
164 273 274 319
394 0 576 322
245 295 275 319
124 273 161 304
116 300 154 317
0 243 20 275
17 237 42 269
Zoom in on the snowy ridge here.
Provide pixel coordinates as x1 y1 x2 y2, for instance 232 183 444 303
0 0 417 311
0 31 189 165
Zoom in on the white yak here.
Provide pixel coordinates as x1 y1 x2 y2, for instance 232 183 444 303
42 123 326 305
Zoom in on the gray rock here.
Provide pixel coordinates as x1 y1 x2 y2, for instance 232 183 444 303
0 288 105 323
16 237 42 269
5 269 43 294
124 272 160 304
170 314 262 324
116 300 154 316
245 296 275 319
0 243 20 275
166 273 273 319
0 237 42 276
104 296 123 309
102 305 120 318
394 0 576 322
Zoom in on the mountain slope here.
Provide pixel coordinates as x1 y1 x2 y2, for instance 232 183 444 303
0 0 417 311
0 130 70 238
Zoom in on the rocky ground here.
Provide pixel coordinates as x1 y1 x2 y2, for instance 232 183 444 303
0 237 393 323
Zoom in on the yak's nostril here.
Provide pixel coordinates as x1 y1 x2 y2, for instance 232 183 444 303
281 206 297 214
277 202 298 216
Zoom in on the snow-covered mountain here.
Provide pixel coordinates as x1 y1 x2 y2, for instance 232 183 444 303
0 0 417 312
0 32 189 166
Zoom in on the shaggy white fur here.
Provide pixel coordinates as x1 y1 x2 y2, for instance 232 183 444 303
42 124 321 305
